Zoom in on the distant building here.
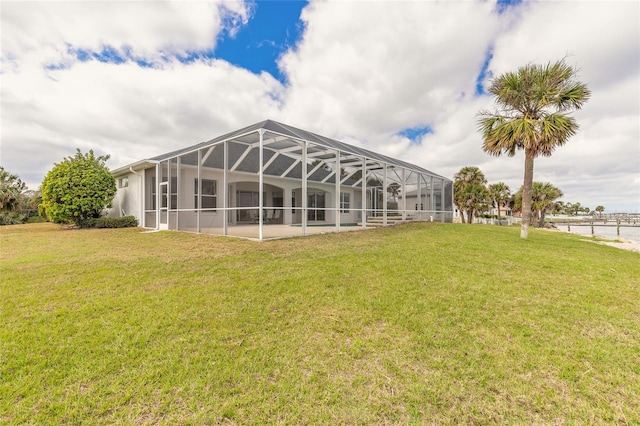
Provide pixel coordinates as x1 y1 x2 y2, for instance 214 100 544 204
489 204 513 217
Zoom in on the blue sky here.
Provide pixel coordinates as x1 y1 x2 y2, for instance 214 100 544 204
215 1 307 83
214 0 515 88
1 0 639 211
67 1 307 75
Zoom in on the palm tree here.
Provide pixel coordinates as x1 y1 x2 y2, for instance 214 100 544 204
531 182 563 227
552 200 566 215
595 205 605 218
567 202 582 216
0 167 27 212
478 59 590 238
514 182 563 227
454 166 488 223
488 182 511 223
459 184 490 223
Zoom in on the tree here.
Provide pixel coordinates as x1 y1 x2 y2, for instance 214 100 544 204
40 150 116 225
454 166 489 223
478 59 590 238
459 184 490 224
566 202 582 216
514 182 563 227
310 159 330 171
552 201 566 215
595 205 605 217
22 190 43 221
387 182 401 202
0 167 28 225
488 182 511 222
531 182 563 227
0 167 26 211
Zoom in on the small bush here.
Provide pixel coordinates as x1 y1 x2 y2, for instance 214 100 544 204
26 215 46 224
0 212 26 226
477 214 498 219
79 216 138 229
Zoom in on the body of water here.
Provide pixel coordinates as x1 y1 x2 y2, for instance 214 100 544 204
556 224 640 243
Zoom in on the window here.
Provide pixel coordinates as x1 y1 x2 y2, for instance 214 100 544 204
161 184 168 209
195 179 217 210
272 191 283 208
340 192 350 213
119 177 129 188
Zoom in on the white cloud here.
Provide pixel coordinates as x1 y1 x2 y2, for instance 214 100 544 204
1 0 638 212
1 58 283 185
275 0 639 211
279 0 503 138
0 0 282 187
484 0 640 211
1 1 249 66
490 1 640 90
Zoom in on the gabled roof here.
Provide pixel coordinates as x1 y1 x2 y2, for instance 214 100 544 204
115 119 449 181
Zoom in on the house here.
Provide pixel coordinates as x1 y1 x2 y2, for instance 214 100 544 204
489 203 513 217
109 120 453 240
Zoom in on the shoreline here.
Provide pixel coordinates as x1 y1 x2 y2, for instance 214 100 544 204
586 238 640 253
544 226 640 253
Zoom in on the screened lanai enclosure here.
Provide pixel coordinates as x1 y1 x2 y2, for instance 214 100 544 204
111 120 453 240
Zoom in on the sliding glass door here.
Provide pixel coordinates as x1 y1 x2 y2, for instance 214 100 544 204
237 191 261 223
307 191 325 222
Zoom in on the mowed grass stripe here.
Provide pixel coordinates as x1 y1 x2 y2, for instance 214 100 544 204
1 222 638 424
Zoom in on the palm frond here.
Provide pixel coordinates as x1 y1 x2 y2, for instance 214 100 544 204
479 59 589 160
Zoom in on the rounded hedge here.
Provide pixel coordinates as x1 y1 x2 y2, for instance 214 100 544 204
41 149 116 225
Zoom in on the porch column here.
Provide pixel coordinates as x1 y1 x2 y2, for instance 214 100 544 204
441 178 446 223
223 140 228 236
302 140 308 235
141 168 146 228
176 157 181 230
417 174 422 221
401 168 406 221
430 175 435 214
259 129 265 240
361 157 366 229
335 149 340 233
166 161 171 230
197 149 202 233
383 163 388 226
155 162 160 230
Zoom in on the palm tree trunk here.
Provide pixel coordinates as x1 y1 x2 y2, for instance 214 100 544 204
538 210 547 227
521 150 535 239
497 204 501 225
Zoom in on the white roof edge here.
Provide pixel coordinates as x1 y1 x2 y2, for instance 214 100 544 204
110 160 156 176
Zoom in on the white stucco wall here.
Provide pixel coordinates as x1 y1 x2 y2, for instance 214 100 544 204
112 164 363 231
109 172 142 223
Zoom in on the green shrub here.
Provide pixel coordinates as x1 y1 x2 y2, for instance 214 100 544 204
40 150 116 225
0 211 26 226
478 214 498 219
79 216 138 229
26 215 46 224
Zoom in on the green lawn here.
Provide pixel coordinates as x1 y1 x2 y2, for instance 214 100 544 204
1 222 639 424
